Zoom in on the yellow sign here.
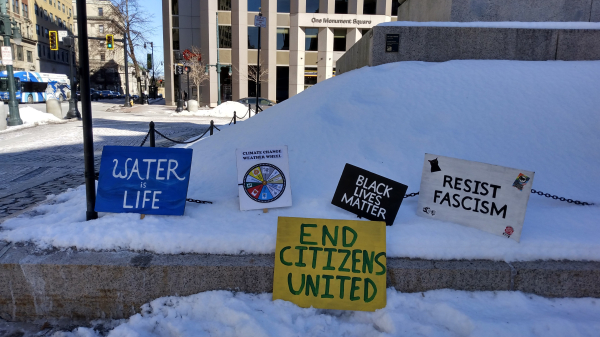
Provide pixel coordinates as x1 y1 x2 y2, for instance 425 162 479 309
273 217 386 312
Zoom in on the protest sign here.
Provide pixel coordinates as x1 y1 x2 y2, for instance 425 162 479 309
273 217 387 312
417 154 534 242
332 164 408 226
95 146 193 215
236 146 292 211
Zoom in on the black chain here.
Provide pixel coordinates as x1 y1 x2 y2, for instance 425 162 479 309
154 128 210 144
531 189 595 206
186 198 213 204
404 192 419 198
213 125 221 132
139 130 151 147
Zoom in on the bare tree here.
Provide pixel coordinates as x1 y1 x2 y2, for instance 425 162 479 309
107 0 155 95
185 46 209 101
233 60 269 85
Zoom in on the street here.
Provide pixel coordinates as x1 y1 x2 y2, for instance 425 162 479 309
0 100 229 222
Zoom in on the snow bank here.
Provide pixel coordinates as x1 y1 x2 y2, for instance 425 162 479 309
2 60 600 261
0 106 66 133
171 101 253 118
379 21 600 29
53 289 600 337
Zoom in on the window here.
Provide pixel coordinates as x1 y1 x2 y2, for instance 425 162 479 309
333 29 346 51
172 15 179 27
22 3 28 17
100 53 105 61
50 13 53 22
276 28 289 50
44 28 49 37
247 26 260 49
98 24 104 34
17 45 23 61
172 28 179 50
248 0 260 12
276 66 289 102
305 28 318 51
218 0 230 11
36 24 40 35
34 3 38 15
44 9 48 20
219 26 232 48
37 44 41 56
58 1 60 8
363 0 376 15
306 0 319 13
13 0 18 14
335 0 348 14
277 0 289 13
62 4 65 12
304 67 317 89
98 7 103 16
392 0 399 16
171 0 178 15
27 50 33 62
69 8 71 16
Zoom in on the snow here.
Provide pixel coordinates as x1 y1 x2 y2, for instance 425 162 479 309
52 289 600 337
170 101 254 118
2 60 600 261
380 21 600 29
0 106 66 133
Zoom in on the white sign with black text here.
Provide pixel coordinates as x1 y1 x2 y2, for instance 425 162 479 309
417 154 534 242
1 46 12 66
254 15 267 28
236 146 292 211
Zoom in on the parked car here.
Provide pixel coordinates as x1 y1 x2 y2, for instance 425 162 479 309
99 90 113 99
238 97 276 111
76 89 100 101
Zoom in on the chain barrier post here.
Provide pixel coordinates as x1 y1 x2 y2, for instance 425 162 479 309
234 111 237 124
149 121 155 147
210 120 214 136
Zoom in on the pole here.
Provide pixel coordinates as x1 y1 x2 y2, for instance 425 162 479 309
187 71 190 102
65 38 81 119
123 38 131 107
1 2 22 126
149 121 155 147
76 0 98 220
215 12 222 106
151 42 155 99
256 12 261 116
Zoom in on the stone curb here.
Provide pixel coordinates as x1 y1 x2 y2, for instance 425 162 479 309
0 243 598 322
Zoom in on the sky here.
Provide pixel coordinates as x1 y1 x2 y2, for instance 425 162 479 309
141 0 165 77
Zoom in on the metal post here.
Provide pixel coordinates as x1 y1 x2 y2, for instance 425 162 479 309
76 0 98 220
123 38 131 107
256 12 261 116
149 121 155 147
187 71 190 103
65 37 81 119
1 1 22 126
210 120 214 136
215 13 222 106
176 72 183 112
233 111 236 124
151 42 155 98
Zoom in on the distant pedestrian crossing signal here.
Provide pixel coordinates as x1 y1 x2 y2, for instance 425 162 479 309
106 34 114 50
49 31 58 50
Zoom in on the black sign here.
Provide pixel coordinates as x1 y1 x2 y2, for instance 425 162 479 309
332 164 408 226
385 34 399 52
175 65 184 75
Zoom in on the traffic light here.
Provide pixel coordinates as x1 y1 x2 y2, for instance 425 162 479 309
175 64 184 75
106 34 114 50
49 31 58 51
184 66 191 73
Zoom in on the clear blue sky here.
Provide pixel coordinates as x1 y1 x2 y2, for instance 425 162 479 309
142 0 164 76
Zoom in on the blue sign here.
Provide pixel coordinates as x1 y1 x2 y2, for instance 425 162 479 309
95 146 193 215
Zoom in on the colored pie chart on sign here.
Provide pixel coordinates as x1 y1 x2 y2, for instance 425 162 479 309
243 163 286 203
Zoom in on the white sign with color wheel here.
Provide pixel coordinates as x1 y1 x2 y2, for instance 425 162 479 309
417 154 534 242
236 146 292 211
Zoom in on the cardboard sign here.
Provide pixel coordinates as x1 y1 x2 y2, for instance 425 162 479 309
95 146 193 215
332 164 408 226
417 154 535 242
273 217 386 312
236 146 292 211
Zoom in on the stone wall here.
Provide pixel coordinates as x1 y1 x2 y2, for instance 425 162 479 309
397 0 600 22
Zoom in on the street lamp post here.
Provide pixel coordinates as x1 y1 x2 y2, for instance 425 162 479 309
205 12 231 106
0 1 23 126
175 51 184 112
145 42 155 99
64 35 81 119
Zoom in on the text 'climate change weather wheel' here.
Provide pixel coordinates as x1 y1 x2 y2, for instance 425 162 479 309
243 163 286 203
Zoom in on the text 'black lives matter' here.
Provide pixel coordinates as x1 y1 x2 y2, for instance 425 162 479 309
332 164 408 226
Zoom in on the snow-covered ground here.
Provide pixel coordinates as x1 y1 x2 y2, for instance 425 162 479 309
171 101 254 118
0 106 66 133
53 289 600 337
380 21 600 29
2 60 599 261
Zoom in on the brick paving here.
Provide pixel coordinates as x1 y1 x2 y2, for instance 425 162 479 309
0 102 229 222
